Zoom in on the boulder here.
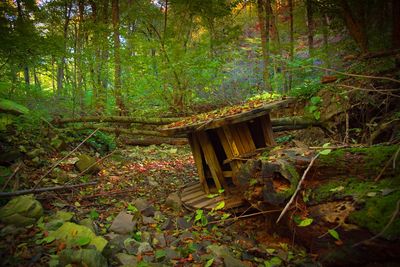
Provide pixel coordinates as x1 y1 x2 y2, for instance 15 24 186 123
0 195 43 226
165 192 182 211
75 154 100 174
109 211 137 234
59 248 107 267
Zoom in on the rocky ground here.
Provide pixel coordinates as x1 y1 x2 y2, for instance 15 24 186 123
0 144 315 266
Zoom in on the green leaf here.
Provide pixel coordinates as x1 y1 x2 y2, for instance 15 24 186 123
89 210 99 220
155 249 166 260
313 111 321 120
249 178 258 186
297 218 313 227
221 213 230 220
43 236 56 244
195 209 203 222
319 149 332 155
75 236 91 246
218 189 225 194
266 248 276 254
201 215 208 226
264 256 282 267
207 193 219 198
328 229 340 240
310 96 322 105
322 142 331 148
205 258 214 267
127 204 138 212
214 201 225 211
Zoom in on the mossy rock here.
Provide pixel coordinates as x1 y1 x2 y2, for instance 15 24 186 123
0 195 43 226
75 154 100 174
59 248 108 267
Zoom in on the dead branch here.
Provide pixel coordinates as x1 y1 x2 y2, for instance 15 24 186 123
0 181 97 198
54 115 180 125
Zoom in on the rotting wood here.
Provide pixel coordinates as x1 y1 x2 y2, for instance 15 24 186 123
188 134 209 194
54 115 180 125
0 182 97 198
125 137 188 146
260 114 277 146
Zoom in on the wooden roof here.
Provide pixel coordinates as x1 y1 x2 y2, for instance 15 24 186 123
160 98 293 136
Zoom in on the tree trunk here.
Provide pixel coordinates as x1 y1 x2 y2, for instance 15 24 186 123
257 0 271 92
339 0 368 53
23 66 30 87
76 0 85 111
288 0 294 91
305 0 314 57
112 0 124 115
393 0 400 67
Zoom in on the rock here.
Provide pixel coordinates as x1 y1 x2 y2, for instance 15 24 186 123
142 206 155 217
138 242 153 254
152 232 166 248
46 210 74 230
133 198 150 212
59 248 107 267
109 211 136 234
235 236 256 250
75 154 100 174
49 222 108 252
161 218 174 231
116 253 138 266
141 231 152 243
180 231 194 241
207 244 246 267
143 216 156 225
124 238 141 255
164 248 181 260
0 195 43 226
79 218 96 234
103 234 129 258
165 192 182 211
177 217 192 230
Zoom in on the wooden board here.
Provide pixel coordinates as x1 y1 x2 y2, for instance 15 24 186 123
188 133 209 194
180 182 245 210
160 99 292 136
260 114 277 146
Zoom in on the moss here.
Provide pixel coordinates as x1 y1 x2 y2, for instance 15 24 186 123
348 191 400 240
281 162 300 198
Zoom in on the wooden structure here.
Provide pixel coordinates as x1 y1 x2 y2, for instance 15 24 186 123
161 99 291 209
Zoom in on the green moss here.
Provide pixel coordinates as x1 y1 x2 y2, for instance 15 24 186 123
281 163 300 198
349 191 400 240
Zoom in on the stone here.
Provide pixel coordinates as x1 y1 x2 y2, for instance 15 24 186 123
116 253 138 266
142 206 155 217
0 194 43 226
79 218 96 234
141 231 152 243
161 218 174 231
124 238 141 255
164 248 181 260
235 236 256 250
207 244 246 267
143 216 156 225
153 211 166 222
109 211 136 234
177 217 192 230
133 198 150 212
75 154 100 174
165 192 182 211
152 232 166 248
180 231 194 241
103 234 129 258
59 248 107 267
138 242 153 255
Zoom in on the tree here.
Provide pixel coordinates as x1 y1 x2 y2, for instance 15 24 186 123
112 0 124 114
257 0 272 92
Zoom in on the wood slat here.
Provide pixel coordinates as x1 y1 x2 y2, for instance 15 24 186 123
181 190 206 202
188 134 210 194
217 128 241 184
195 131 227 191
236 122 256 153
260 114 277 146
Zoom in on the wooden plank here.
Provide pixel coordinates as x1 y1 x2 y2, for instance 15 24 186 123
223 171 233 177
188 134 210 194
181 190 206 202
192 196 224 209
217 128 241 179
222 126 240 157
196 131 227 191
236 122 256 153
260 114 277 146
227 125 246 154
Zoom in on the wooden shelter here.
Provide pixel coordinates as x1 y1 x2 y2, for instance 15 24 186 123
161 99 292 210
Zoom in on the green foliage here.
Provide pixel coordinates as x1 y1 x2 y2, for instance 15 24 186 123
328 229 340 240
290 79 322 99
305 96 322 120
194 209 208 226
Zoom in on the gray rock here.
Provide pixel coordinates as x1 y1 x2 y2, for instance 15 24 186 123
0 194 43 226
109 212 136 234
143 216 156 225
207 244 246 267
142 206 155 217
177 217 192 230
138 242 153 255
161 218 173 231
124 238 141 255
133 198 150 212
59 248 107 267
165 192 182 211
164 248 180 260
180 231 194 241
152 232 166 248
116 253 138 266
103 234 129 257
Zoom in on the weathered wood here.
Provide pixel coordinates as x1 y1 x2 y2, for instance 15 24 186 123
236 122 256 152
217 128 241 184
188 134 209 194
55 115 180 125
68 125 166 137
260 114 277 146
196 131 227 191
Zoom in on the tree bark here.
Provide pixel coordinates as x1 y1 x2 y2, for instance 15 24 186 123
305 0 314 56
112 0 124 114
288 0 294 91
339 0 368 53
257 0 271 92
393 0 400 67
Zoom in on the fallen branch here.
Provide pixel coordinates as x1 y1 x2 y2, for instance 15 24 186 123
68 125 167 137
276 153 320 223
0 182 97 198
54 116 180 125
33 128 99 189
1 162 22 191
125 137 188 146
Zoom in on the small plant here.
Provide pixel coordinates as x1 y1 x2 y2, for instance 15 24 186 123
194 209 208 226
305 96 322 120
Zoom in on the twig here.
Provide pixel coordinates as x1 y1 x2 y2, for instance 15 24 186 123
0 181 97 198
393 146 400 170
33 128 99 189
276 153 320 223
80 188 137 199
1 162 22 191
318 223 342 238
208 208 282 225
352 199 400 247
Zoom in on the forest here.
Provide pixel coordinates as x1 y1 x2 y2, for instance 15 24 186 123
0 0 399 266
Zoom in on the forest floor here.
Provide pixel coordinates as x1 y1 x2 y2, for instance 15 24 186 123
0 143 315 267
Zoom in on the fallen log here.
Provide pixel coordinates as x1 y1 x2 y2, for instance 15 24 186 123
54 116 180 125
125 137 188 146
236 145 400 266
0 181 97 198
68 125 167 137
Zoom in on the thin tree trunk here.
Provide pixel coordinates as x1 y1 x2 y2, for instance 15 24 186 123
288 0 294 91
33 67 40 88
76 0 85 111
306 0 314 57
257 0 271 92
393 0 400 67
112 0 124 115
322 14 330 72
23 66 30 87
